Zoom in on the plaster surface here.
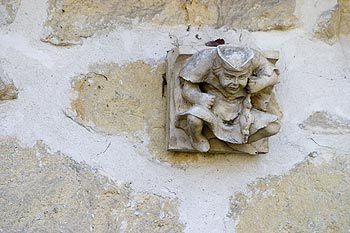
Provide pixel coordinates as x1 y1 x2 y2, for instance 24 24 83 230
0 0 349 232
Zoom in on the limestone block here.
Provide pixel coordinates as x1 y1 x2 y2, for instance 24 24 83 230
217 0 297 32
313 0 350 44
230 153 350 232
0 137 184 232
0 67 18 100
42 0 297 46
314 5 341 45
0 0 21 26
69 62 165 136
339 0 350 34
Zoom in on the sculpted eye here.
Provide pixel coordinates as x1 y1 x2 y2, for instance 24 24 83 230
238 75 247 80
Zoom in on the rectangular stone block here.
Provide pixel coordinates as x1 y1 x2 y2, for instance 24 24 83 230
165 46 276 154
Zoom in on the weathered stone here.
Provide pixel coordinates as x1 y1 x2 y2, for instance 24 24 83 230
230 153 350 232
314 5 341 44
42 0 297 46
0 0 21 26
166 46 281 154
300 111 350 134
0 67 18 100
314 0 350 44
217 0 297 32
0 137 184 232
70 62 165 136
339 0 350 34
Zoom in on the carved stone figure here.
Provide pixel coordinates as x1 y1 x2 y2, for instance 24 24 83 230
166 45 281 155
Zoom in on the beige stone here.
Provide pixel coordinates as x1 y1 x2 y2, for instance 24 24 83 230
314 5 341 44
0 0 21 26
70 62 165 136
339 0 350 34
42 0 297 46
0 137 184 232
314 0 350 44
217 0 297 32
0 67 18 100
230 153 350 233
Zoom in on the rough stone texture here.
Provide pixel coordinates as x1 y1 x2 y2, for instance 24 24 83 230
314 5 341 44
70 62 164 135
314 0 350 44
300 111 350 134
0 0 21 26
339 0 350 34
230 153 350 233
0 67 18 100
42 0 297 46
0 137 183 233
217 0 297 32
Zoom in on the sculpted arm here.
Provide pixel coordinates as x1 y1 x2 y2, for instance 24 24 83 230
179 49 217 109
182 79 215 109
248 51 279 94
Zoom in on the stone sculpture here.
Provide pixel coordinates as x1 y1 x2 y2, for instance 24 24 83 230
166 45 281 154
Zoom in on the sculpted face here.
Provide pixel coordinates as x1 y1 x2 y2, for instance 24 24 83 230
217 68 250 94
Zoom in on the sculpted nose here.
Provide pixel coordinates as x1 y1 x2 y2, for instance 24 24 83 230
229 78 238 88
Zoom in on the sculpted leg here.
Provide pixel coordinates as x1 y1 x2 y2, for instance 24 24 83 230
248 121 281 143
226 143 258 155
187 115 210 152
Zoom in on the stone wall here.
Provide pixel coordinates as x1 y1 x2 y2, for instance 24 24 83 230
42 0 297 45
0 0 349 232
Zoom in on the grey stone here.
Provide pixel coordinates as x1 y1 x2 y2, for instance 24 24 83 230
166 46 281 154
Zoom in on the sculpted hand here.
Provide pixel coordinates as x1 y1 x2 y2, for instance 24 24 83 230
242 129 249 143
199 94 216 109
248 72 278 93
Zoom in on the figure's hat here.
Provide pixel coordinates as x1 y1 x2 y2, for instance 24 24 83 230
216 45 254 72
